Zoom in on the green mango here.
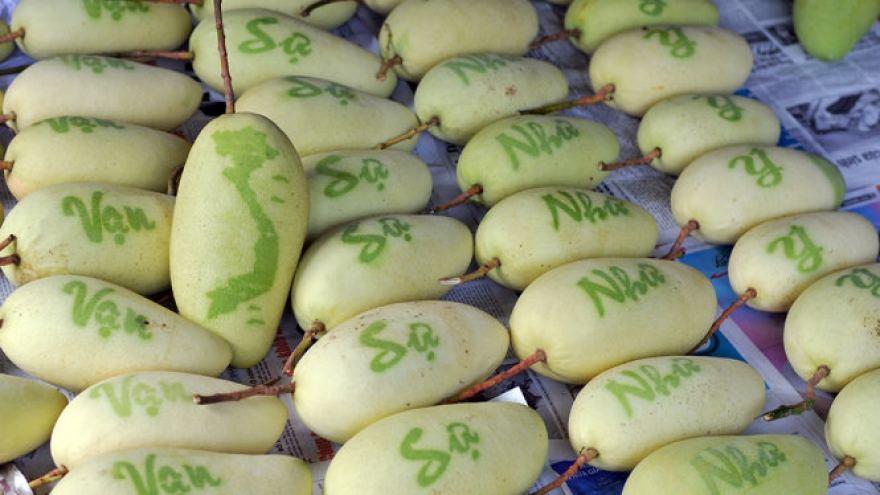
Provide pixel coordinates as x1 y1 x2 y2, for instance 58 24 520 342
793 0 880 61
0 373 68 463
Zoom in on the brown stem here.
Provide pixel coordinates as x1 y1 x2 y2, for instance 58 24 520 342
375 116 439 150
213 0 234 114
761 365 830 421
439 258 501 286
689 287 756 354
531 447 600 495
529 29 582 50
194 381 295 404
282 321 326 375
441 349 546 404
428 184 483 213
0 28 24 45
520 84 615 116
376 55 402 82
660 219 699 260
0 235 12 251
114 50 195 61
0 234 18 267
167 165 184 196
828 455 857 484
302 0 361 17
0 112 16 125
28 465 69 489
0 160 13 171
599 147 661 172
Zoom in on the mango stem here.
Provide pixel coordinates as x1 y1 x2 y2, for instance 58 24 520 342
520 84 615 116
194 380 294 405
828 455 857 484
0 28 24 45
301 0 361 17
761 365 830 421
599 147 661 171
375 116 439 150
689 287 756 354
439 258 501 286
376 55 402 82
441 349 546 404
283 321 326 375
529 28 582 50
0 160 13 171
114 50 195 61
428 184 483 213
28 465 69 489
531 447 600 495
660 219 699 260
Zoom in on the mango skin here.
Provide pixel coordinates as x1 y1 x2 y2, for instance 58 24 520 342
190 0 358 31
564 0 720 54
475 187 659 291
727 210 880 312
2 55 203 133
637 94 781 176
378 0 539 82
170 113 309 369
670 145 846 244
455 115 618 207
301 149 433 241
0 182 175 295
293 300 510 443
11 0 192 59
323 402 548 495
236 76 420 157
190 9 397 98
0 275 233 393
784 262 880 393
825 367 880 481
589 25 753 117
414 54 570 145
793 0 880 61
4 116 191 200
569 356 766 471
622 434 828 495
290 214 474 331
50 371 289 469
0 19 14 62
0 373 68 464
51 447 312 495
510 257 717 384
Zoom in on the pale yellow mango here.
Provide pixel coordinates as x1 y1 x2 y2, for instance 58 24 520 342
589 25 753 117
728 210 879 312
0 373 68 463
564 0 719 54
323 402 548 495
0 182 174 295
11 0 192 59
0 275 233 392
475 187 658 291
50 371 289 469
510 257 717 384
301 149 433 241
290 213 473 331
293 300 509 443
2 55 203 132
190 0 358 31
670 145 846 244
170 113 309 369
784 262 880 392
378 0 539 82
363 0 405 15
236 76 420 157
638 94 781 176
825 367 880 481
51 447 312 495
3 116 191 199
190 9 397 98
622 434 828 494
414 54 570 145
569 356 766 471
455 115 617 207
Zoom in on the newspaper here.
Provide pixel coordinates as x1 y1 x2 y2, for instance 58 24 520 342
2 1 880 494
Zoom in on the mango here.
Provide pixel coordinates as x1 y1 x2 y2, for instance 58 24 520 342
727 210 880 312
568 355 766 471
301 149 433 241
50 371 289 469
0 19 14 62
293 300 510 443
50 447 312 495
235 75 420 157
793 0 880 61
825 367 880 481
622 434 828 494
413 53 570 145
475 187 659 291
2 55 203 133
0 182 175 295
0 373 68 464
589 25 753 117
323 402 548 495
637 94 781 176
670 145 846 244
170 113 309 369
362 0 406 15
377 0 539 82
10 0 192 59
0 275 232 393
510 257 717 384
455 115 618 207
189 9 397 98
564 0 720 54
290 213 473 331
3 116 191 199
190 0 358 31
784 262 880 393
